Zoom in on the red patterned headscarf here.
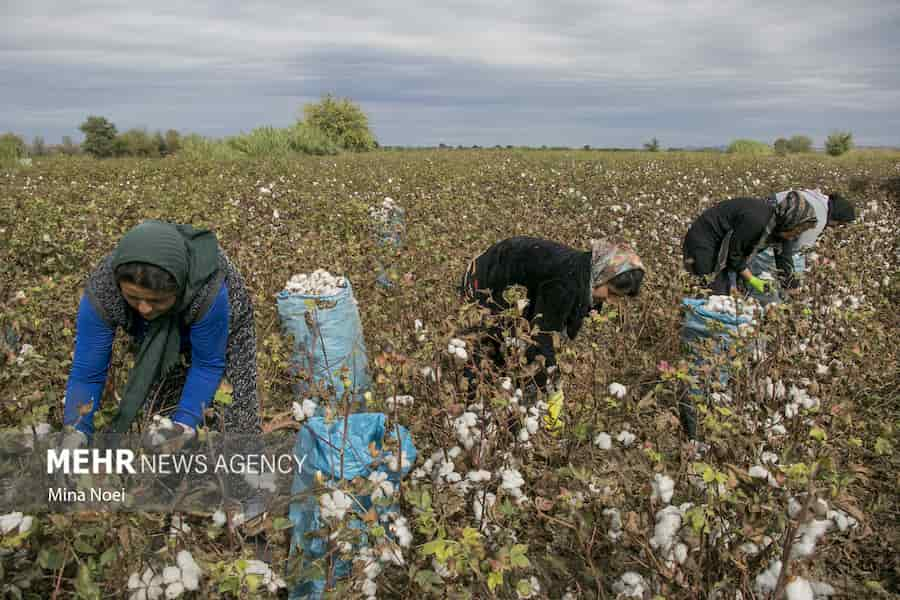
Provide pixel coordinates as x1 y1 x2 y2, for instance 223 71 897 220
590 240 645 287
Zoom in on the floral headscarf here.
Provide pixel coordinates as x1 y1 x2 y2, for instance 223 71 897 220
750 191 818 258
590 240 645 288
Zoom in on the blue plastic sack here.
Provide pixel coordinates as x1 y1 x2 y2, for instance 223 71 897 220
276 281 370 409
288 413 417 599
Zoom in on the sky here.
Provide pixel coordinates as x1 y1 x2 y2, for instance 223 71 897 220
2 0 899 148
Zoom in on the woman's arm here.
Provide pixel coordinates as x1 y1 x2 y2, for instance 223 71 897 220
526 280 575 390
172 283 229 429
64 294 115 436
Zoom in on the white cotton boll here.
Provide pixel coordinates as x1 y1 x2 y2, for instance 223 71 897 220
454 347 468 362
363 558 382 579
810 581 836 597
449 338 466 349
612 571 647 598
518 428 530 442
181 571 199 592
420 366 435 380
501 469 525 491
674 542 688 564
212 509 227 527
414 319 423 331
756 560 783 594
816 363 829 375
761 452 779 465
525 416 539 435
243 560 270 576
128 573 143 590
320 490 353 520
740 542 761 555
788 496 804 518
473 492 497 523
150 575 164 589
162 567 181 585
785 577 815 600
827 509 857 533
130 591 147 600
291 401 304 421
608 382 627 399
302 399 318 418
651 473 675 503
362 578 378 598
142 568 155 585
164 582 184 599
433 557 453 579
650 506 682 554
147 586 163 600
0 512 24 535
500 377 512 391
603 508 623 541
594 432 612 450
467 470 492 483
792 519 831 559
616 431 636 447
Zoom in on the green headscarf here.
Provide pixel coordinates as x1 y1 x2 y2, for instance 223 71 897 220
109 220 219 433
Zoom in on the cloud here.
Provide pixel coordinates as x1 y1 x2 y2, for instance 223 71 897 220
2 0 899 146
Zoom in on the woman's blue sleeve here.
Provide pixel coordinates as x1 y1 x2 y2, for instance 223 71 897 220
64 295 115 436
172 283 229 429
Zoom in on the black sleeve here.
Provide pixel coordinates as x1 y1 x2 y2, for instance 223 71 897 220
525 280 575 390
726 204 771 272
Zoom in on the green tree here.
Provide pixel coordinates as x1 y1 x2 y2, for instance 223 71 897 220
773 138 790 155
79 116 118 157
116 128 159 157
825 131 853 156
164 129 181 155
726 139 772 155
643 137 660 152
59 135 80 155
30 136 47 156
0 132 27 158
786 135 813 153
301 94 376 151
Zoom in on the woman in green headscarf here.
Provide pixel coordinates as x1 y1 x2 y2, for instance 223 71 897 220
63 220 259 441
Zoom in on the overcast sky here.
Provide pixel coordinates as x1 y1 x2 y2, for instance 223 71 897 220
2 1 899 147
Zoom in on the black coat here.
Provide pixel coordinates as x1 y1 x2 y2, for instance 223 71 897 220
683 197 774 275
461 237 593 387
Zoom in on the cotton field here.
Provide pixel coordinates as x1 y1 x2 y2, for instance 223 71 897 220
1 150 898 598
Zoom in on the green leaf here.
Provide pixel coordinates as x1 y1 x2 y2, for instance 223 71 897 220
73 539 97 555
272 517 293 531
38 548 65 571
414 569 443 588
487 570 503 591
74 564 101 600
874 437 892 456
214 387 233 406
99 546 117 568
809 427 827 442
516 579 533 596
509 544 530 569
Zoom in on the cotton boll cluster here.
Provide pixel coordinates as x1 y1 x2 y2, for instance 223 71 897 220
0 512 33 535
787 385 820 414
454 412 480 449
243 559 287 593
704 295 761 321
284 270 348 296
148 415 176 445
447 338 468 362
759 377 787 402
292 398 318 421
612 571 647 598
368 471 395 501
749 465 779 487
755 560 783 595
388 513 413 548
385 395 414 409
603 508 624 541
594 432 612 450
651 473 675 503
21 422 51 448
616 430 636 447
650 505 688 567
212 509 227 527
355 547 383 599
500 467 526 502
127 552 203 600
473 491 497 523
608 382 627 399
320 489 354 521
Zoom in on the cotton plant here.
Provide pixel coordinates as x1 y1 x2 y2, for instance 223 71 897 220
243 559 287 594
651 473 675 503
292 398 318 421
128 552 203 600
0 512 34 536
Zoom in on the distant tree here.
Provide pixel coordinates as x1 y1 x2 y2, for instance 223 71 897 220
643 137 660 152
164 129 181 155
153 131 167 155
773 138 790 155
786 135 813 153
825 131 853 156
0 132 27 158
59 136 80 155
583 144 592 151
301 94 376 151
726 139 772 155
79 116 118 157
30 136 47 156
